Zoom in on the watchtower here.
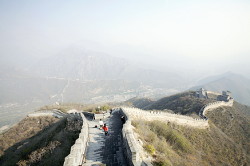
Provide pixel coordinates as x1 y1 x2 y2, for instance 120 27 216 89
217 90 233 101
196 88 208 99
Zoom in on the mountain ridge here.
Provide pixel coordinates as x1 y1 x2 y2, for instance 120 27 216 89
192 72 250 106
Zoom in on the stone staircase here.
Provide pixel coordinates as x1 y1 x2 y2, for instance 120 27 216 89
83 111 128 166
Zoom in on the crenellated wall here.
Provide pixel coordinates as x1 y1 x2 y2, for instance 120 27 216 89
122 107 209 129
199 99 234 119
61 98 234 166
119 102 233 166
63 113 89 166
119 108 152 166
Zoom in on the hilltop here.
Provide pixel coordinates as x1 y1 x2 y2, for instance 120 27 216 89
124 97 155 108
126 91 216 116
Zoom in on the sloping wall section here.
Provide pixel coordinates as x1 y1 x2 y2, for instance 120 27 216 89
63 113 89 166
122 107 209 129
199 99 234 119
119 108 152 166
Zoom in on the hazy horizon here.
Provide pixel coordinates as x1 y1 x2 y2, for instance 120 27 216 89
1 0 250 78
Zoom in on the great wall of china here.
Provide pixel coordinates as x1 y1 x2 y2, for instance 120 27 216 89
121 107 208 129
120 97 234 129
23 91 234 166
63 113 89 166
119 108 152 166
199 99 234 119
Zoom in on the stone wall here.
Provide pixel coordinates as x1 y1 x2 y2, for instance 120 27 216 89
28 110 66 118
119 108 152 166
199 99 234 119
122 107 209 129
119 100 234 165
63 113 89 166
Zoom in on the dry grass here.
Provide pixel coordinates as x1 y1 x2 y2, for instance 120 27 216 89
133 120 248 166
0 116 82 166
145 91 216 115
0 116 58 156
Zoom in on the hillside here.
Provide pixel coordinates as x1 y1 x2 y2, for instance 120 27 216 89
124 97 155 108
206 101 250 159
1 95 249 166
133 99 250 166
0 116 81 166
143 91 215 116
193 72 250 106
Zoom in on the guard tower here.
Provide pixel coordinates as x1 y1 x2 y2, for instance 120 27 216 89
217 90 233 101
196 88 208 99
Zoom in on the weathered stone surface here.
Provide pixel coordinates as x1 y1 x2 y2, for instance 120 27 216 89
83 111 128 166
122 107 209 129
63 113 88 166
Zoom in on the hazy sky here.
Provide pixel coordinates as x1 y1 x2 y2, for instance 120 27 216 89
0 0 250 77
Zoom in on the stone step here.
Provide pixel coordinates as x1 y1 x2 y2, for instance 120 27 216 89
84 111 128 166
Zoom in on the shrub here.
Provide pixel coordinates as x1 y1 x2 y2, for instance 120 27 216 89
148 121 193 153
144 144 156 155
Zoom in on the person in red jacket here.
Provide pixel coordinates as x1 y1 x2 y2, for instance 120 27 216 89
102 123 109 136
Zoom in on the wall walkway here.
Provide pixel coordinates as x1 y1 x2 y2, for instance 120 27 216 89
62 98 234 166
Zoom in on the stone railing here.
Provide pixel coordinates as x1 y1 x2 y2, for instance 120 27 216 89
199 99 234 119
120 108 152 166
122 107 208 129
63 113 89 166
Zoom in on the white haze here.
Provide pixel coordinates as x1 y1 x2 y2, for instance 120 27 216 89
0 0 250 79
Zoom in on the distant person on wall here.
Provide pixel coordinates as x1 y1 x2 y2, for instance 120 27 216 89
102 123 109 136
99 119 104 129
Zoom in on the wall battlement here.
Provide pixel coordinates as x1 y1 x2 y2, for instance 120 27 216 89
121 107 209 129
61 95 234 166
119 108 152 166
119 99 233 165
63 113 89 166
199 99 234 119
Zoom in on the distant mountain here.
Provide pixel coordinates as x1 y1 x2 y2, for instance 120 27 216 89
2 46 208 131
30 48 128 80
29 47 185 88
192 72 250 106
0 48 185 128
